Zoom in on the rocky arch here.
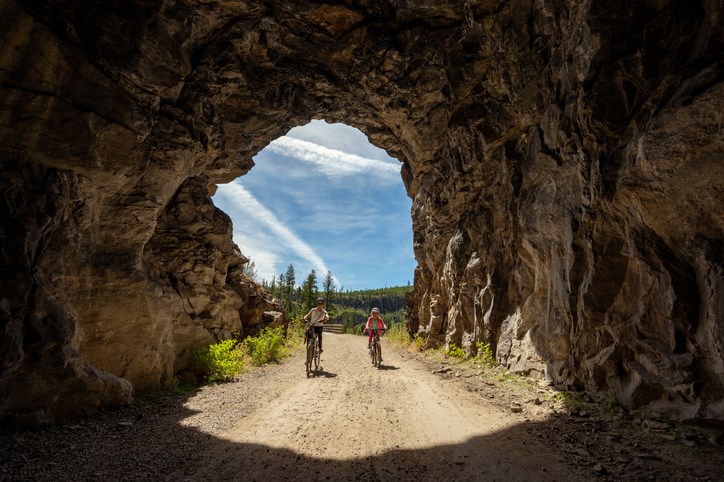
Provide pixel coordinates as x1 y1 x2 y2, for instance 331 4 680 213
1 0 722 426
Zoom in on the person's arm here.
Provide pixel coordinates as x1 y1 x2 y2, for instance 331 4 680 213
323 310 329 322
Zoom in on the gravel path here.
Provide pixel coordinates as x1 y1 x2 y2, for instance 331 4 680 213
1 334 722 481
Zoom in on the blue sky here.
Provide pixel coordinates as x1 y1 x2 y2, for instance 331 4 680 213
212 120 416 291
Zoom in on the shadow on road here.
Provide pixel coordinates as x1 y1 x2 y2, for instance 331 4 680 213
377 364 399 371
310 369 337 378
2 385 722 482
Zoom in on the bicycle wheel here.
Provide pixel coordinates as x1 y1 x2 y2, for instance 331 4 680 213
371 341 377 366
376 343 382 369
306 339 314 377
314 338 320 371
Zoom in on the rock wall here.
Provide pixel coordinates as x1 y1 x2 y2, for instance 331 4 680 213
402 0 724 419
0 0 722 424
0 0 284 425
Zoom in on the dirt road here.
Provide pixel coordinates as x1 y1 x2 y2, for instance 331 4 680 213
3 334 721 481
174 333 585 481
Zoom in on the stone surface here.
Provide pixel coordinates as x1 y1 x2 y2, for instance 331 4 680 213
0 0 722 425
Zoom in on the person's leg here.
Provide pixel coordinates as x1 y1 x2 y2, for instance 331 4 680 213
316 327 324 351
368 330 373 348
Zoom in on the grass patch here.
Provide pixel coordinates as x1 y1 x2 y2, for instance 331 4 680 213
475 341 496 366
547 390 632 419
495 369 526 383
553 390 579 403
386 322 410 347
161 376 198 396
445 343 467 359
599 395 625 414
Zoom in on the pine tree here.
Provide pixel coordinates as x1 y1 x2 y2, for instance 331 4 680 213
295 286 303 311
277 273 285 302
323 270 336 309
302 269 318 313
283 264 295 315
243 260 258 280
269 275 277 298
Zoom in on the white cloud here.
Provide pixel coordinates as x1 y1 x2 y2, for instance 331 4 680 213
266 136 401 180
229 230 281 281
286 120 393 160
215 182 335 284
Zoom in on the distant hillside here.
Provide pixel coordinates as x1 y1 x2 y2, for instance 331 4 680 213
332 285 412 314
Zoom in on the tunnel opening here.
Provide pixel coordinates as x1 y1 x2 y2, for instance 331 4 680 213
212 119 416 294
207 119 416 339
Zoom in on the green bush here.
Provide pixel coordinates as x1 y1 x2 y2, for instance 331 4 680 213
243 327 288 366
475 341 496 366
445 343 467 359
413 334 425 350
190 339 245 382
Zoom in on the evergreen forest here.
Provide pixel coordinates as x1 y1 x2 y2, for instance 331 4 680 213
254 262 411 331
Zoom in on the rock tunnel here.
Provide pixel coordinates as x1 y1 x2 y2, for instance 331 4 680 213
0 0 722 426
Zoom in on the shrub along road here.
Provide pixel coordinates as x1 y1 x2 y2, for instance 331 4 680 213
2 334 721 481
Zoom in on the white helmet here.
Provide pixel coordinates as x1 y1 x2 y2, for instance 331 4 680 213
371 307 379 313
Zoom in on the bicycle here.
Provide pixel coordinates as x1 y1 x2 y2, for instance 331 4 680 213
367 329 383 368
305 324 322 377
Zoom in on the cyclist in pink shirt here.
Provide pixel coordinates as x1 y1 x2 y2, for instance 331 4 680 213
363 308 387 357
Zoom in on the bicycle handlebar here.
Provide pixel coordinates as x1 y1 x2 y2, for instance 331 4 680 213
306 321 326 327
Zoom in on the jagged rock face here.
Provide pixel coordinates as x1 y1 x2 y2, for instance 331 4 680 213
0 0 722 425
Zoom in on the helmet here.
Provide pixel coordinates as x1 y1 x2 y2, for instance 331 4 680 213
371 307 379 313
316 297 325 304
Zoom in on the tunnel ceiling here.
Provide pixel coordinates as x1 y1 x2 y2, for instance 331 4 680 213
1 0 723 427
